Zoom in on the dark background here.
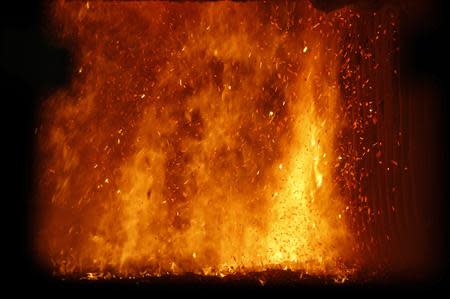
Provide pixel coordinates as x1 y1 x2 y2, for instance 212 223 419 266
1 0 448 295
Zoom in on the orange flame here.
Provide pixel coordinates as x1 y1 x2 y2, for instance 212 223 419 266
35 1 357 278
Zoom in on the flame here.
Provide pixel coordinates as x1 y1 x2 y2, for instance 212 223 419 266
35 1 356 278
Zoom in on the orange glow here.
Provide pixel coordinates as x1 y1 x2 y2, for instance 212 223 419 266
35 1 360 279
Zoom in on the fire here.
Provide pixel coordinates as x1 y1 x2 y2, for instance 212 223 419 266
35 1 358 278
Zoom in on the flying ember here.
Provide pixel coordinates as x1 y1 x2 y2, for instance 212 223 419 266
35 0 430 281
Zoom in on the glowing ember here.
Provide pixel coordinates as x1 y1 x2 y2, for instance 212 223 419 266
35 1 362 279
